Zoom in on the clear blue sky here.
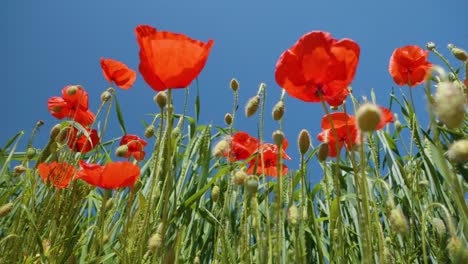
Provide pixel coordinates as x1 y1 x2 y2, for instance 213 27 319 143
3 0 467 181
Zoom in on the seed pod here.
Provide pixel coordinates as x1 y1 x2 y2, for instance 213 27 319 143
245 95 260 117
447 237 468 263
298 129 311 155
426 41 436 51
356 103 382 132
101 91 112 102
66 85 78 95
272 130 284 147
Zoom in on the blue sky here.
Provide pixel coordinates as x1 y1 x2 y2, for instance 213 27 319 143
3 0 467 181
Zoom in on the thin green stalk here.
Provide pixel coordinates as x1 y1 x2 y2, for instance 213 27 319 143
159 88 174 257
301 154 324 264
319 97 343 263
359 133 373 264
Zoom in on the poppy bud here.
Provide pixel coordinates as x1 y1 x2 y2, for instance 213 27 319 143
66 85 79 96
356 103 382 132
394 120 403 132
447 237 468 263
288 204 299 225
115 145 128 158
447 139 468 163
144 126 155 138
272 101 285 121
389 209 408 235
434 81 465 129
298 129 311 155
431 217 447 239
211 185 220 202
212 139 229 158
234 168 247 185
14 165 27 175
26 148 36 160
426 41 436 51
317 143 329 162
230 78 239 92
50 124 61 140
245 175 259 194
0 202 13 218
224 113 233 125
154 92 167 109
101 91 112 102
148 233 163 252
272 130 284 147
448 44 468 62
245 95 260 117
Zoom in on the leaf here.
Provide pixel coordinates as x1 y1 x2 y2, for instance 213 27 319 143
114 96 127 134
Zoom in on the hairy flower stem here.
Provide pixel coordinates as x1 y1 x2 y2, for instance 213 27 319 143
301 154 324 264
275 140 283 263
319 97 343 262
359 133 373 264
159 88 174 257
429 48 459 79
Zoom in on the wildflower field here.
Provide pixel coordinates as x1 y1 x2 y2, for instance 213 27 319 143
1 23 467 264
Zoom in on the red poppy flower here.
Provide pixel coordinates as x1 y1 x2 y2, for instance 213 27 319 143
317 112 359 157
248 140 291 177
47 85 95 126
66 126 100 153
376 106 394 130
76 161 140 189
119 134 147 161
224 132 260 161
389 45 433 87
275 31 360 106
38 161 76 188
135 25 214 91
100 58 136 89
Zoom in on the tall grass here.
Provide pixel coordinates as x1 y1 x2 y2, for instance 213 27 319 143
0 45 467 264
